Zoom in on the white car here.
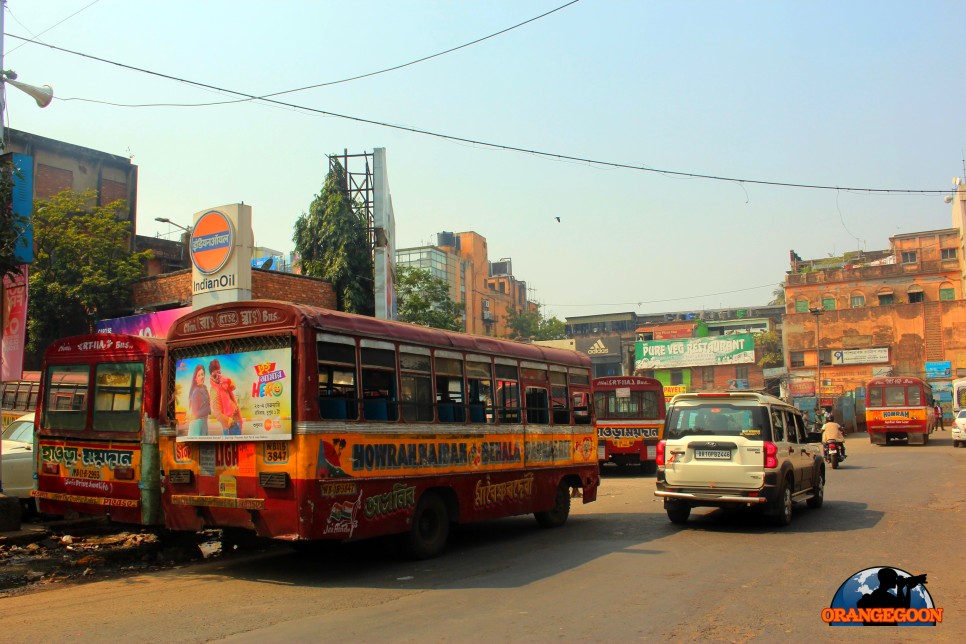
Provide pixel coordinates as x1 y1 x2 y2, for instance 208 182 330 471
1 413 36 509
953 410 966 448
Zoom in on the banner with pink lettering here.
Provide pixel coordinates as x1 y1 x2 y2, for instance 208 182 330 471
2 267 29 381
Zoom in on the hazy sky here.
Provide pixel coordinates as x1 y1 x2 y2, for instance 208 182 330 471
4 1 963 320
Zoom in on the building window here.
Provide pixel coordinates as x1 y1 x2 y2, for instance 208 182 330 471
795 300 808 313
939 287 955 301
670 369 684 386
908 291 924 304
901 251 917 264
819 349 832 366
735 365 748 380
822 297 835 310
790 352 805 368
878 293 894 306
941 248 957 261
851 294 865 308
702 367 714 384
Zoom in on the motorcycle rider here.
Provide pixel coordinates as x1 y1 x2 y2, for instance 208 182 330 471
821 413 847 460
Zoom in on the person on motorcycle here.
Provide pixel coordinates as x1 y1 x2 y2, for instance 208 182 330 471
821 414 847 460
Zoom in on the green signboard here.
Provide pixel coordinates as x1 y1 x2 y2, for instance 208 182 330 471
635 334 756 370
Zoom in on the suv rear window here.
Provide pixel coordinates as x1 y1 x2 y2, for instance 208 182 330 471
666 403 771 441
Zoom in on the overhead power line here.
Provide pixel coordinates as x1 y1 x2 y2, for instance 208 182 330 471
4 31 953 196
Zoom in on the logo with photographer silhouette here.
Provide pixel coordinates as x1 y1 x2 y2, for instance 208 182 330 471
824 566 942 626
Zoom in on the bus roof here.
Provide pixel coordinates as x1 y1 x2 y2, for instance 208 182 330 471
592 376 663 389
43 333 166 361
865 376 929 387
167 300 591 369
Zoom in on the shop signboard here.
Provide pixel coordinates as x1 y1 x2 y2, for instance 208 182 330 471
635 334 755 370
831 348 889 365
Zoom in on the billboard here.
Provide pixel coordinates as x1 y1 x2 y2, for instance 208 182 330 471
831 348 889 365
190 204 253 308
373 148 397 320
635 334 755 370
1 267 28 381
174 347 292 442
96 306 191 338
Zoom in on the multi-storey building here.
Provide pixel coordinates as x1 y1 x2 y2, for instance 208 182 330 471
395 231 537 338
782 182 966 420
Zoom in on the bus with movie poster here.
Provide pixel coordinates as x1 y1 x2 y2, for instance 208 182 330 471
32 334 167 525
592 376 666 473
158 300 599 558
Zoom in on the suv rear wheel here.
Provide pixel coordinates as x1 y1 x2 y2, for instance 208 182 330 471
666 502 691 525
770 476 793 527
806 471 824 509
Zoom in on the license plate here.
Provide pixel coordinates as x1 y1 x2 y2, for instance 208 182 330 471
694 449 732 460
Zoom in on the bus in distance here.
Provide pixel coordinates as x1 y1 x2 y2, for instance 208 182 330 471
864 376 936 446
159 300 599 559
32 334 166 525
1 372 40 428
592 376 666 473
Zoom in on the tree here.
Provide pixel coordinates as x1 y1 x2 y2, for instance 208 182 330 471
0 158 29 281
27 190 152 359
293 160 374 315
769 283 786 305
505 306 567 341
755 330 784 368
395 266 464 331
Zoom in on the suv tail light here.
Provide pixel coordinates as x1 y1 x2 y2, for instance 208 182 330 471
655 440 666 466
764 441 778 469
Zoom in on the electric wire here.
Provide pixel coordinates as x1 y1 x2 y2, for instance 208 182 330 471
3 32 953 196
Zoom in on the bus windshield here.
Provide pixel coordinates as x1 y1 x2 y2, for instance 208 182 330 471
594 389 661 420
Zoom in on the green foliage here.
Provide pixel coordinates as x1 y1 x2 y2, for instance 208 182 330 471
505 306 567 341
768 283 786 306
395 266 464 331
0 158 29 281
27 190 152 357
754 329 784 368
293 160 374 315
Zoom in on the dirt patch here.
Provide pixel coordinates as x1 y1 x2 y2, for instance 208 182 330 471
0 526 218 597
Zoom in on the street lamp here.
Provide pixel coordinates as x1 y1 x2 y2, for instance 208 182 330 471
809 306 825 416
155 217 191 264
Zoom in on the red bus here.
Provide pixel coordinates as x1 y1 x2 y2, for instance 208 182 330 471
32 334 167 525
592 376 666 473
159 301 599 558
1 372 40 428
864 376 936 445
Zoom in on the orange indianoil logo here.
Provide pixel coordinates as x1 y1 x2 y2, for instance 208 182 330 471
824 566 942 627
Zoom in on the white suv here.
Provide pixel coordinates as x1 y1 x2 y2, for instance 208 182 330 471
654 392 824 526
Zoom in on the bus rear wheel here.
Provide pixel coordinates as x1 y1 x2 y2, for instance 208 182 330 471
399 493 449 560
535 480 572 528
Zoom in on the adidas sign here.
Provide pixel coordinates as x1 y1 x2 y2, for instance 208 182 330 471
587 339 609 355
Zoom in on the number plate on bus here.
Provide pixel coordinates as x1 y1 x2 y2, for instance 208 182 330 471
694 449 732 460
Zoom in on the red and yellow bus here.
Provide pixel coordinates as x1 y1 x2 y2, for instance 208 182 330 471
592 376 666 473
159 301 599 558
865 376 936 446
1 372 40 428
32 334 166 525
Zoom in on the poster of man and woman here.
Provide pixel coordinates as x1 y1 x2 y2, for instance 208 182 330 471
174 348 292 441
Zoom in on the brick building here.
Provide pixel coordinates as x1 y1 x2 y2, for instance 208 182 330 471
396 231 538 338
782 182 966 419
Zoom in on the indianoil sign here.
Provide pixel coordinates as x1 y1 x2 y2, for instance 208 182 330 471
190 204 253 308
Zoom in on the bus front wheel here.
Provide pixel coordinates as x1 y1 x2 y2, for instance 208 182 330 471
535 480 572 528
399 493 450 560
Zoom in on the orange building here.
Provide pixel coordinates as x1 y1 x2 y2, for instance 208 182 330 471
783 194 966 420
396 231 538 338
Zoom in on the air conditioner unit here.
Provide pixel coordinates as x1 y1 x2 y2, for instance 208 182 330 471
482 311 493 321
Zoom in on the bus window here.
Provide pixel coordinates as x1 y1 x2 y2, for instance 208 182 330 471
435 354 464 423
908 386 923 406
550 371 569 424
466 357 493 424
525 387 550 424
400 348 433 422
44 365 89 431
495 363 520 423
885 386 906 406
92 362 145 432
361 344 398 422
317 337 358 420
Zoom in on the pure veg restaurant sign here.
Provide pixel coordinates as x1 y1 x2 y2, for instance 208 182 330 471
635 334 755 370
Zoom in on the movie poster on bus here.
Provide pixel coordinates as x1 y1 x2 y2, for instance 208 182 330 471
174 348 292 442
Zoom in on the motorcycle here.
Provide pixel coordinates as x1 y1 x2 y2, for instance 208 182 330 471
823 440 845 469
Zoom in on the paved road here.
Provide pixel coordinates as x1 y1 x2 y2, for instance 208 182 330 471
1 431 962 642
